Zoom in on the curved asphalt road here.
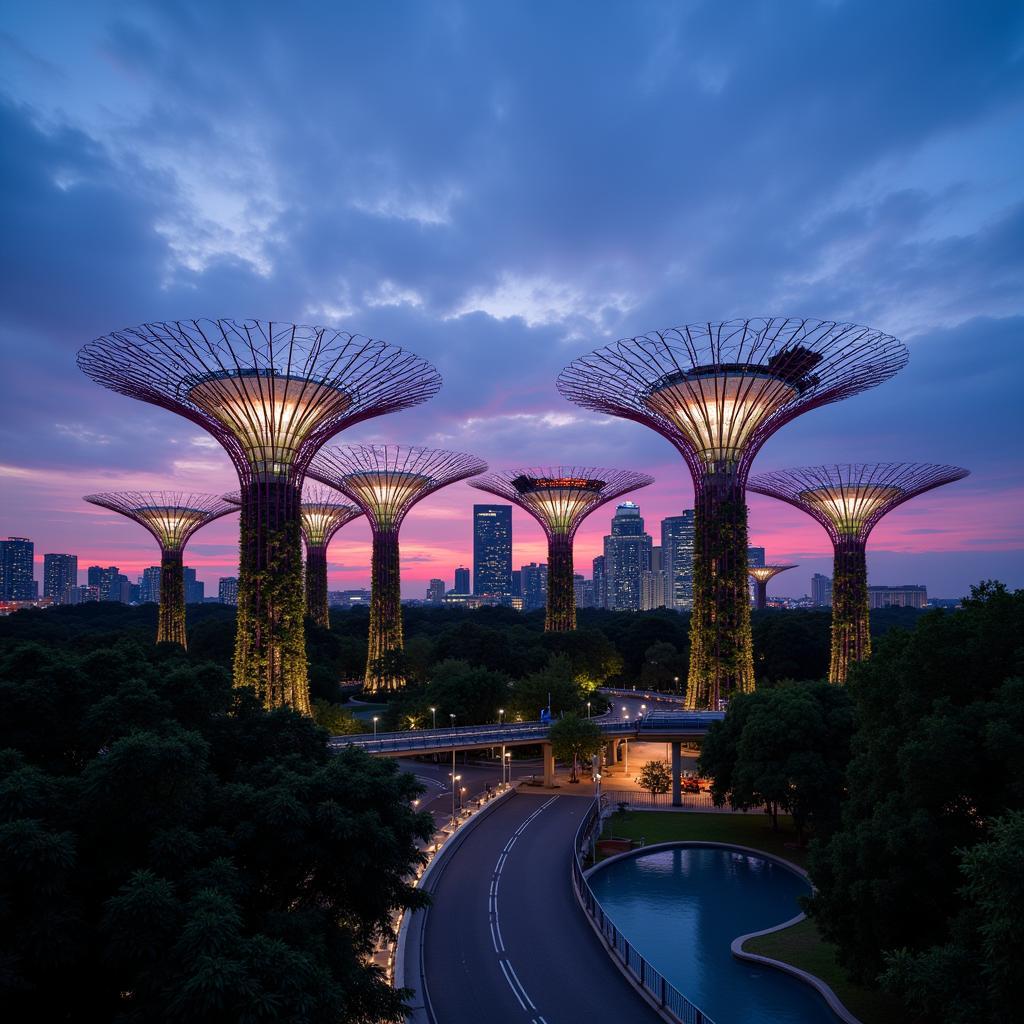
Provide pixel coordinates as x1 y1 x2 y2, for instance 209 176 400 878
408 792 662 1024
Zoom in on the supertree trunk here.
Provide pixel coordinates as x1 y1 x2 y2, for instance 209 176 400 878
687 474 754 709
305 545 329 629
234 480 310 713
830 539 870 684
753 580 768 611
546 534 576 632
366 529 404 692
158 548 187 647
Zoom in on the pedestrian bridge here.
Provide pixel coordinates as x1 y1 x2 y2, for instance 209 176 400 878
328 710 724 758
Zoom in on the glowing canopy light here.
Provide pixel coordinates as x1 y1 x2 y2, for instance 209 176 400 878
83 491 238 552
798 485 904 537
643 367 799 468
339 470 434 531
301 502 359 547
187 369 351 479
134 506 211 549
511 475 606 535
747 564 797 584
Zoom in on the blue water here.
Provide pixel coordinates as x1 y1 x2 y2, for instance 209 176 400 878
590 846 838 1024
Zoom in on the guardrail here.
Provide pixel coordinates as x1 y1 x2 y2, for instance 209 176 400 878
572 802 715 1024
603 789 718 810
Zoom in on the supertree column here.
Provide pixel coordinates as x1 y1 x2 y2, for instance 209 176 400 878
226 484 361 629
469 467 653 631
82 491 236 647
748 463 969 682
309 444 486 692
748 564 797 610
77 320 440 712
558 318 908 709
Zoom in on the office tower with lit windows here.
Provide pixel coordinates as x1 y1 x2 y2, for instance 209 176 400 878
427 579 445 604
641 570 669 610
747 546 766 568
219 577 239 605
811 573 833 607
603 502 652 612
592 554 606 609
520 562 548 612
43 553 77 604
453 566 470 594
661 510 695 610
472 504 512 596
0 537 35 601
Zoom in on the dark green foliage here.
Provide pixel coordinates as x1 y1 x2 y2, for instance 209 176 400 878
386 659 511 728
509 655 588 721
752 610 832 685
808 582 1024 993
881 809 1024 1024
698 680 854 837
0 634 433 1022
637 759 673 796
548 713 604 782
639 641 686 691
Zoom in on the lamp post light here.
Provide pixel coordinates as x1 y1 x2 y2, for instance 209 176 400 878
587 701 592 718
621 705 627 720
674 675 679 695
504 750 512 786
498 708 505 725
431 707 437 730
450 771 461 828
373 715 379 737
460 786 467 812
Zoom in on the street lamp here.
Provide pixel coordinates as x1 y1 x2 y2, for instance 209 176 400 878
430 706 437 729
621 705 627 719
373 715 379 737
498 708 505 725
504 750 512 785
450 771 462 827
460 785 467 812
673 675 679 695
587 701 592 718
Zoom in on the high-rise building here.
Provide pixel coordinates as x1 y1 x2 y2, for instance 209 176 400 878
43 553 78 604
87 565 123 602
573 574 595 609
64 584 99 605
453 566 470 594
592 554 606 609
868 585 927 609
0 537 35 601
747 546 766 568
426 578 445 604
650 545 663 572
520 562 548 611
811 573 833 607
473 505 512 596
641 569 669 611
510 569 522 598
603 502 652 611
183 567 204 604
661 510 695 610
139 566 161 604
218 577 239 606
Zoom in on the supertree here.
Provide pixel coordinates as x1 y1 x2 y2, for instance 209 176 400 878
77 319 440 713
748 564 797 610
308 444 486 692
748 463 969 682
558 318 908 709
469 467 653 631
82 491 237 647
225 484 361 629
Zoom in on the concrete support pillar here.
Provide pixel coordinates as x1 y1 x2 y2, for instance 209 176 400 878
671 741 682 807
622 739 629 778
605 740 616 771
542 743 556 787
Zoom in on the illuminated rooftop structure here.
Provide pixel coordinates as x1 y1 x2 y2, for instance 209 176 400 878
83 491 237 647
558 318 907 709
309 444 486 691
470 467 653 631
747 564 797 610
78 319 440 712
749 463 969 682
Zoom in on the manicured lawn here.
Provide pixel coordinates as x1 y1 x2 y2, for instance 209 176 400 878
745 918 904 1024
600 809 809 867
598 811 903 1023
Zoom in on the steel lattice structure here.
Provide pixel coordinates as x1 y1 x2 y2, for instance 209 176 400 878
78 319 441 713
747 564 797 610
225 483 361 629
748 463 969 682
83 491 237 647
309 444 487 692
469 467 653 631
558 317 908 709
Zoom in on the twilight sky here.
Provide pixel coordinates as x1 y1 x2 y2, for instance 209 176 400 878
1 0 1022 600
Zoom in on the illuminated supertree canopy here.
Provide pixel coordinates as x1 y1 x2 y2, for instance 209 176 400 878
747 564 797 610
83 491 237 647
558 318 908 709
309 444 486 692
78 319 441 713
470 467 653 631
748 463 969 682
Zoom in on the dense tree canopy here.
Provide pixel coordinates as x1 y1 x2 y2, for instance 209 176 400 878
808 583 1024 997
548 714 604 783
0 636 433 1022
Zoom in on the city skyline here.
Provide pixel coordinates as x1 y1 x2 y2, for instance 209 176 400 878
1 3 1021 601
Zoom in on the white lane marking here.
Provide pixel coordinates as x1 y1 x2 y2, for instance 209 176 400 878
414 774 449 790
489 796 559 1018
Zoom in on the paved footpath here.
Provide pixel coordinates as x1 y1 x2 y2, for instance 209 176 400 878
406 792 663 1024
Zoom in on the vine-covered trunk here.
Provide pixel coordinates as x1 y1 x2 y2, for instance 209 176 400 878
829 539 869 684
158 548 186 647
234 479 310 713
366 529 404 692
753 579 768 610
545 534 576 632
305 545 329 629
686 472 755 709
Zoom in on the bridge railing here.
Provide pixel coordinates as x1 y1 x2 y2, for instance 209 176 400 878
572 802 716 1024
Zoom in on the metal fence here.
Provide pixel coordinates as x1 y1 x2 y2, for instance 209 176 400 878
572 802 715 1024
602 788 719 810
